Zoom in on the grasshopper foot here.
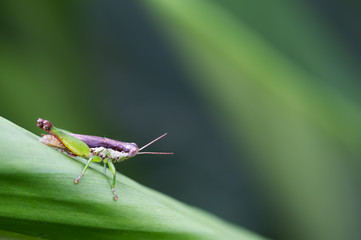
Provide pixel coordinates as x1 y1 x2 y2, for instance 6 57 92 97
74 174 83 184
112 188 118 200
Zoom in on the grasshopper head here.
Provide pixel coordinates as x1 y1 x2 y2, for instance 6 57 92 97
124 143 139 157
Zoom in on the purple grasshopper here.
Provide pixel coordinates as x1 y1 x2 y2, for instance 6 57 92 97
37 118 173 200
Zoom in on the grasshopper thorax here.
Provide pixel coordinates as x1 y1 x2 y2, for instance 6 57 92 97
90 146 138 162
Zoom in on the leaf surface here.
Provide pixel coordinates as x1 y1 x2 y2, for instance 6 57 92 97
0 117 265 240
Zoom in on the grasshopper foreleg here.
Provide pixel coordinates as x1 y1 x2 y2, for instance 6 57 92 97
107 160 118 200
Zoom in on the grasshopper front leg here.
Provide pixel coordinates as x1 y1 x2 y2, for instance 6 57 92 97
75 156 102 184
107 160 118 200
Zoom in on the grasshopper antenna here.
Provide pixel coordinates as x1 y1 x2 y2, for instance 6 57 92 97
138 133 173 155
139 133 168 151
137 152 173 155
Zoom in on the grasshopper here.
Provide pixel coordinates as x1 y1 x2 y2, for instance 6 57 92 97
37 118 173 200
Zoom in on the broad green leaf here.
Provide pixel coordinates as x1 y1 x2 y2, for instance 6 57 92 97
0 117 265 240
0 230 42 240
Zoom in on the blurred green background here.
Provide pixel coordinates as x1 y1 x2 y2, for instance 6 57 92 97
1 0 361 239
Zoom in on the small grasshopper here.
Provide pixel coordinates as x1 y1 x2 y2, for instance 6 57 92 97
37 118 173 200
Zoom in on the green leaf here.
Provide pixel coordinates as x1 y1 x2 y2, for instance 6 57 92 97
0 117 265 240
141 2 361 239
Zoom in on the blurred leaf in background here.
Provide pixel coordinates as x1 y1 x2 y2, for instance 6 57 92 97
0 0 361 240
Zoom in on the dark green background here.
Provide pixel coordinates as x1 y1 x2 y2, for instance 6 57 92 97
1 1 361 239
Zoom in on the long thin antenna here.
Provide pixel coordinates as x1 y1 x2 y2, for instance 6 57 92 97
138 152 174 155
139 133 169 151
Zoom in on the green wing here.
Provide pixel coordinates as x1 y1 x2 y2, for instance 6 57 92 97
52 127 90 157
